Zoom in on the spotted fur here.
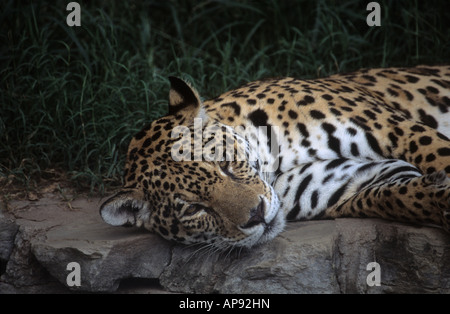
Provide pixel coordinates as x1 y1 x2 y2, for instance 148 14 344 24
100 65 450 248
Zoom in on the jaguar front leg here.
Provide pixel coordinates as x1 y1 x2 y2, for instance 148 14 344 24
328 170 450 230
274 158 450 231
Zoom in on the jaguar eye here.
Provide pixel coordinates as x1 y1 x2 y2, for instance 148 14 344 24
184 204 206 217
219 161 237 179
219 161 229 170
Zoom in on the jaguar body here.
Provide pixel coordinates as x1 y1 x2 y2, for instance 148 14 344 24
100 65 450 248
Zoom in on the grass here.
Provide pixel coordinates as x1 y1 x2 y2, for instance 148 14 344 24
1 0 449 193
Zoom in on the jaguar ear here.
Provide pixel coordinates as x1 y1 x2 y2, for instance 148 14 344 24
168 77 207 122
99 188 149 227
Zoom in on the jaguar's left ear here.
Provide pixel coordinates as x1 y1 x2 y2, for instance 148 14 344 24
168 77 207 123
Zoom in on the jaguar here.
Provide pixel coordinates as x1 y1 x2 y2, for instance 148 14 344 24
100 65 450 249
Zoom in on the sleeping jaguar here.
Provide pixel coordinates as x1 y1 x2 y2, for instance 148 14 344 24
100 65 450 249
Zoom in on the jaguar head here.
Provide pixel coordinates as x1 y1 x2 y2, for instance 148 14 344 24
100 77 284 248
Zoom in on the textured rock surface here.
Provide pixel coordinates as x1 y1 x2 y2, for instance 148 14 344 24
1 193 450 293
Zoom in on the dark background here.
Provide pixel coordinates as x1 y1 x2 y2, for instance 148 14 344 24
1 0 449 192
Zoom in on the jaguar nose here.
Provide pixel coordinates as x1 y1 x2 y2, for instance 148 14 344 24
241 200 266 229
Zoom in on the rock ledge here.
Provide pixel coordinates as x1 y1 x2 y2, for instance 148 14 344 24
1 194 449 293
